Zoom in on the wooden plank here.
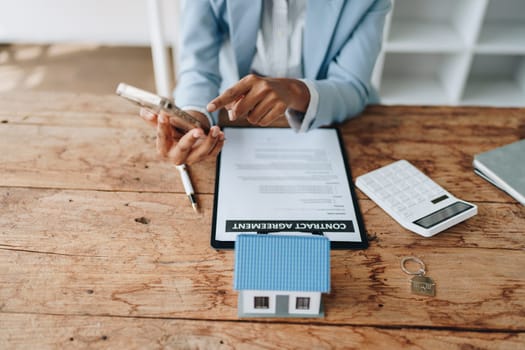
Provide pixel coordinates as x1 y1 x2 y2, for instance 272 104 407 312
0 110 144 129
0 92 218 193
1 97 524 202
1 187 522 256
0 123 216 193
1 313 523 350
358 200 525 250
1 119 524 202
1 188 524 330
344 106 525 204
2 245 523 330
0 92 137 118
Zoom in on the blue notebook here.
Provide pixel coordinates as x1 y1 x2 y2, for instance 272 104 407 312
473 139 525 205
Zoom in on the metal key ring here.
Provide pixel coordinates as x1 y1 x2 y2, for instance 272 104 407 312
401 256 426 276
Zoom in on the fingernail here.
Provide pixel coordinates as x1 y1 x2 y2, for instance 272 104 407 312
159 113 167 123
192 130 201 138
228 109 235 121
140 109 155 120
207 103 216 112
211 127 219 138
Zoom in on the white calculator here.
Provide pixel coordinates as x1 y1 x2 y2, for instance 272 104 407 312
356 160 477 237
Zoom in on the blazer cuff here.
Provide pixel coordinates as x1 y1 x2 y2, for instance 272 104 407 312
285 79 319 132
181 105 215 127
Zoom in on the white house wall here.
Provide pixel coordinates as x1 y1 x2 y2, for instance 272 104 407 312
241 290 322 315
241 290 278 314
287 292 321 315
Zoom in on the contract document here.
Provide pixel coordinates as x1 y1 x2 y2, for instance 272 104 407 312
211 127 367 249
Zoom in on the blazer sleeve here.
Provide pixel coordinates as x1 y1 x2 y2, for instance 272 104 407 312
174 0 225 124
307 0 391 130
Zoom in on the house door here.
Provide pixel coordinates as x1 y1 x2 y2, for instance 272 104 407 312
275 295 290 316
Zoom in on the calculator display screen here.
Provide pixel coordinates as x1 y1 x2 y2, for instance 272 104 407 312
413 202 474 229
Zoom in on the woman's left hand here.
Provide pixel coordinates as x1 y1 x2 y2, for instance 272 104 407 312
206 74 310 126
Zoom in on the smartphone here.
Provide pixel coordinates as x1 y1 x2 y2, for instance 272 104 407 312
116 83 207 133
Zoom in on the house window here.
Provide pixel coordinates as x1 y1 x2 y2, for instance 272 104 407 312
254 296 269 309
296 297 310 310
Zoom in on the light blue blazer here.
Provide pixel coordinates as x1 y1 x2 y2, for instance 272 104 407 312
175 0 391 129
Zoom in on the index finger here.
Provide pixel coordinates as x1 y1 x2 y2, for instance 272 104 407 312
207 80 252 112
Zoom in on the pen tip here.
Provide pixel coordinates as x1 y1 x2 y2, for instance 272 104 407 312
192 203 199 213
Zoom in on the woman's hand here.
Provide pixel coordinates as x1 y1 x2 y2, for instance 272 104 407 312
139 108 224 165
206 74 310 126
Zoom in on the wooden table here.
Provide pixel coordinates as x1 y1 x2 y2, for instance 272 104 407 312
1 92 524 349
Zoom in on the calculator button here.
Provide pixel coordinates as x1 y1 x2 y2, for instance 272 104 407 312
414 196 425 203
386 188 399 196
405 199 416 206
396 205 406 212
387 198 400 206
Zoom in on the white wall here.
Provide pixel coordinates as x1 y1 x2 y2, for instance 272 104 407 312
287 292 321 315
0 0 179 45
242 290 277 314
241 290 322 315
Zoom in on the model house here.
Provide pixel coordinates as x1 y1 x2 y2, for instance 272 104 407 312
234 234 331 318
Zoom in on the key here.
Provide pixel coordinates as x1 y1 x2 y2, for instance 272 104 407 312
411 275 436 296
401 256 436 297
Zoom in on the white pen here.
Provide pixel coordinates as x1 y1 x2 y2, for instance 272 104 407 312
176 164 198 212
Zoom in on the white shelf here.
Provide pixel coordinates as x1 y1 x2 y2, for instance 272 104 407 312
462 55 525 107
462 79 525 107
374 0 525 107
379 52 451 104
477 0 525 53
385 0 485 50
476 22 525 54
380 52 470 105
381 78 448 105
386 21 464 52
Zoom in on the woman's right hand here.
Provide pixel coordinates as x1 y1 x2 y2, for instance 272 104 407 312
139 108 225 165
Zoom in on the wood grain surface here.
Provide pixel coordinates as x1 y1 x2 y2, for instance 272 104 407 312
1 92 524 349
1 314 524 350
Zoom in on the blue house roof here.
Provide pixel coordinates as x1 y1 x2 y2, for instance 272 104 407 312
234 234 330 292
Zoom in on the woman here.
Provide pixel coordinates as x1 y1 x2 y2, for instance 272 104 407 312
141 0 391 165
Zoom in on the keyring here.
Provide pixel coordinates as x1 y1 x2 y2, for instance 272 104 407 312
400 256 426 276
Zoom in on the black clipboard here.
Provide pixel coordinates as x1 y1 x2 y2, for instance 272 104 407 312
210 127 368 250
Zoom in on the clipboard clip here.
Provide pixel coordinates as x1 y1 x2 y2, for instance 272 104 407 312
257 230 324 236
